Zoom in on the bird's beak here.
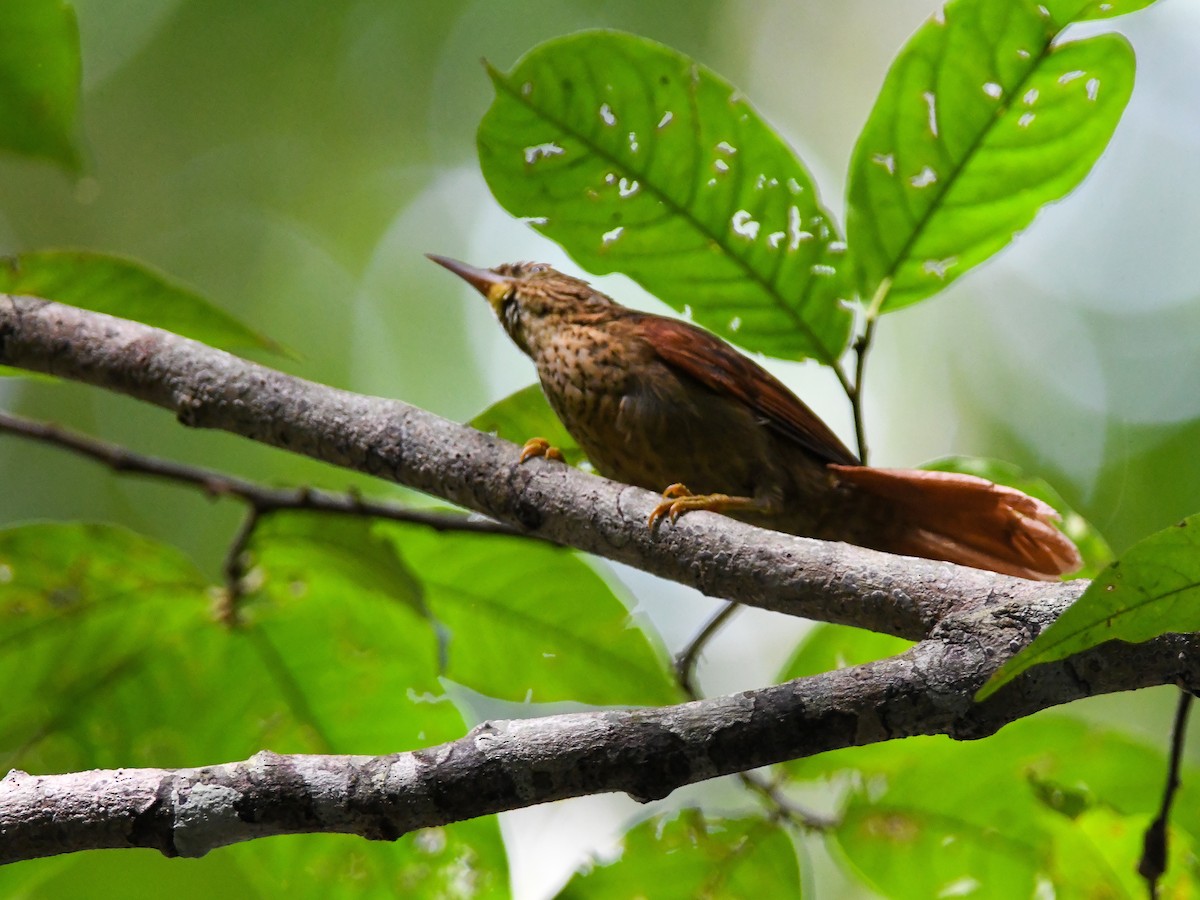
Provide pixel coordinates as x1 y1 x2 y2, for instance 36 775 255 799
426 254 514 313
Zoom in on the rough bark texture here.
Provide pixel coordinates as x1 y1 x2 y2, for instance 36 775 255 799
0 294 1186 863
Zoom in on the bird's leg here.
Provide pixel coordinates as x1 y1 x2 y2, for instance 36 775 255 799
519 436 564 464
648 483 777 530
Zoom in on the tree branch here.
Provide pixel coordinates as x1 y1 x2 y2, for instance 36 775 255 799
6 294 1175 866
3 616 1197 863
0 409 514 536
0 294 1072 641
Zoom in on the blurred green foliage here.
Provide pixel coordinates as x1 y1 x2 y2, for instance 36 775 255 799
0 0 1196 898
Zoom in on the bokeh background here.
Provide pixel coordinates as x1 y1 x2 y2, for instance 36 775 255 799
1 0 1198 895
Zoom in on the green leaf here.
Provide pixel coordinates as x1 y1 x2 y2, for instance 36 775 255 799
249 513 678 707
0 251 284 355
0 521 512 894
1046 807 1195 899
377 520 679 706
846 0 1135 313
978 512 1200 700
479 30 853 366
0 523 209 772
0 0 83 171
778 622 913 682
1042 0 1160 25
828 716 1182 899
558 810 801 899
470 383 585 466
922 456 1112 578
0 819 509 900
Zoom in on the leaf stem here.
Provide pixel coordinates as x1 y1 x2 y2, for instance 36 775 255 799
674 600 741 697
843 277 889 464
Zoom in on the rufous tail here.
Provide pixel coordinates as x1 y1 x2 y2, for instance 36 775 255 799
829 465 1082 581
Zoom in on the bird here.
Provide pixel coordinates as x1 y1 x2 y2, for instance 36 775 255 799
429 254 1081 581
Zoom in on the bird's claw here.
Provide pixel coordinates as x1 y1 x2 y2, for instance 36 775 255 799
649 485 764 531
648 483 696 530
519 436 564 464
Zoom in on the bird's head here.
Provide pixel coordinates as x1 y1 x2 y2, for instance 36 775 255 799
427 255 614 356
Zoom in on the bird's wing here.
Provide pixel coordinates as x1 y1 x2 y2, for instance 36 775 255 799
634 314 859 466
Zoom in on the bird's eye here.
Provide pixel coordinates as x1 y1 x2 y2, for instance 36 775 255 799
528 263 548 275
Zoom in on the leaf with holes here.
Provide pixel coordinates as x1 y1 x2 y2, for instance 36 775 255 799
479 30 852 366
977 512 1200 701
847 0 1136 313
1042 0 1159 25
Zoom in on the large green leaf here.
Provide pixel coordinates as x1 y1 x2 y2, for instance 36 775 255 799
0 521 510 894
251 512 678 707
978 512 1200 700
0 251 284 355
0 0 82 171
846 0 1135 313
479 30 852 366
0 818 509 900
377 520 679 706
0 523 209 772
558 810 801 899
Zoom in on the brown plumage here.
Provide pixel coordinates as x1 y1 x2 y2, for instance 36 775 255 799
429 255 1081 581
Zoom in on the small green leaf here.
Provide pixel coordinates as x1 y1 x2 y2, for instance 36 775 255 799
470 383 585 466
0 0 83 171
0 251 284 355
847 0 1135 313
558 810 800 899
479 30 852 366
978 512 1200 700
923 456 1112 578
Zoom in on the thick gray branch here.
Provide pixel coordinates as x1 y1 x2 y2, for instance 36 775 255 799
0 294 1065 640
4 615 1197 863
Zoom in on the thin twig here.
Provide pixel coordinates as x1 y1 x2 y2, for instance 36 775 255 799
674 601 741 697
1138 686 1194 897
741 770 838 831
216 506 263 626
674 601 832 832
0 409 516 535
831 360 857 406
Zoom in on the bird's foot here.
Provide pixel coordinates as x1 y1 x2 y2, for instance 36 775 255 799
519 436 565 464
648 483 762 530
